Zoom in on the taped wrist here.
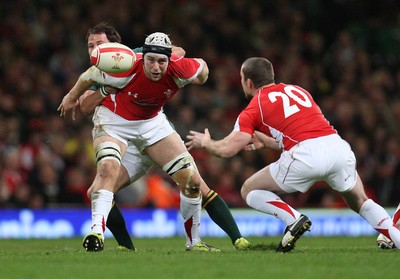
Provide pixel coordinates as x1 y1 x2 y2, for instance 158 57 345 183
99 86 110 98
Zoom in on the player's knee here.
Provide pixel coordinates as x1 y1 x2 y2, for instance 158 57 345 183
95 141 122 177
95 141 122 166
87 186 93 199
162 151 200 197
176 169 202 196
341 190 369 213
241 178 253 199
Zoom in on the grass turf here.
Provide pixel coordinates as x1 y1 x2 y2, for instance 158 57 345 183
0 236 397 279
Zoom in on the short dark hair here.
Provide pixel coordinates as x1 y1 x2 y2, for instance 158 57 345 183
242 57 275 88
86 22 122 43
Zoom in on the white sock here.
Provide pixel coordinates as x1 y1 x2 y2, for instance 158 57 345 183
359 199 400 248
180 192 201 248
246 190 301 226
91 189 114 238
392 204 400 226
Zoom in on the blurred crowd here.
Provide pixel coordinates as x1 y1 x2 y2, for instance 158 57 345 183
0 0 399 209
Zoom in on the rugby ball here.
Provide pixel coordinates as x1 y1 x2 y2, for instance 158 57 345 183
377 234 395 249
90 42 136 73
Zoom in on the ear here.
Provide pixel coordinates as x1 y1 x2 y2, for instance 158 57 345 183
246 78 254 89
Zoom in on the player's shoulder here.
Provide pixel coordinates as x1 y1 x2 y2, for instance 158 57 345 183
170 55 199 63
135 53 143 60
170 53 184 62
170 56 202 75
261 83 308 94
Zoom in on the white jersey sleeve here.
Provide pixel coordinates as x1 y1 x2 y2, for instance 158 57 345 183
80 66 135 89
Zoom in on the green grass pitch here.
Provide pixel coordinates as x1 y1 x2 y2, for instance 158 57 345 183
0 236 397 279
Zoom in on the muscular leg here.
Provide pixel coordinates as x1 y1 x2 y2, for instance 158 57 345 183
107 202 135 250
201 184 246 247
241 166 302 225
86 141 154 251
341 173 400 248
88 182 134 250
83 136 127 251
145 133 218 251
241 165 310 252
105 166 135 250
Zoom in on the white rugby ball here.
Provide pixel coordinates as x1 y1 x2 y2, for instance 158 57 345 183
90 42 136 73
377 234 395 249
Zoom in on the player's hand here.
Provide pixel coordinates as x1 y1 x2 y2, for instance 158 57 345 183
186 128 211 150
244 132 265 151
57 93 79 120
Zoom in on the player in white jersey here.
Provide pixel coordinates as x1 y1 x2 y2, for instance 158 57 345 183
186 57 400 252
59 31 249 252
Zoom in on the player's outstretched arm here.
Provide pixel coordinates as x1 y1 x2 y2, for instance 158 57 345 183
247 131 280 151
252 131 282 150
57 67 99 118
79 90 102 116
186 129 251 158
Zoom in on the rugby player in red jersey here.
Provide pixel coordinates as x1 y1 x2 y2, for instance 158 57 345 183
58 31 249 252
186 57 400 252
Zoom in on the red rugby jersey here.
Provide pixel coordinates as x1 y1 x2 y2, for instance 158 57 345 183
100 53 202 120
235 83 337 150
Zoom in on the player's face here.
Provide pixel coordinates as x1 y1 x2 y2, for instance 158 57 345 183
143 53 169 81
87 33 110 56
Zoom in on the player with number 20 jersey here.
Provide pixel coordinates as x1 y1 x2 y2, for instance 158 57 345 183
235 83 336 151
185 57 400 252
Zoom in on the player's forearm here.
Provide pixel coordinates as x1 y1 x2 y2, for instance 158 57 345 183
79 90 104 115
266 140 280 150
68 78 96 101
68 68 99 101
254 131 281 150
202 130 251 158
202 139 238 158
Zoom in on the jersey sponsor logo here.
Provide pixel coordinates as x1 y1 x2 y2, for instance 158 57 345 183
377 217 390 227
128 92 138 98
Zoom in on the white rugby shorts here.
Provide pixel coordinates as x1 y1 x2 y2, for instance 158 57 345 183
92 106 175 182
269 134 357 193
122 142 155 183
